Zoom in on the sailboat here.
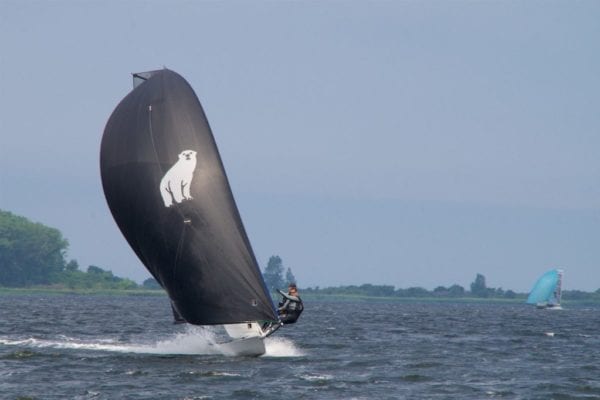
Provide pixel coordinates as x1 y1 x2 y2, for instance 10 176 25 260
100 69 282 356
526 269 564 309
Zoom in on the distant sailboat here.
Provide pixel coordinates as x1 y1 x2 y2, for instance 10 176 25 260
100 69 283 356
526 269 564 309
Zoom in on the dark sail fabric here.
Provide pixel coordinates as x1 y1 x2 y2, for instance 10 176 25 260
100 69 277 325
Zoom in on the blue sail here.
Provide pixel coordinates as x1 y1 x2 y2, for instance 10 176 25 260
526 269 564 307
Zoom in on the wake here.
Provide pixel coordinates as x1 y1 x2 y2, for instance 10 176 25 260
0 327 303 357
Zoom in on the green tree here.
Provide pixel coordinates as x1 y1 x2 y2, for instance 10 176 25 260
263 255 285 292
143 277 161 289
448 284 466 297
433 286 448 296
65 259 79 272
470 273 488 297
397 287 429 297
0 210 68 286
285 267 297 286
83 265 137 289
361 284 395 297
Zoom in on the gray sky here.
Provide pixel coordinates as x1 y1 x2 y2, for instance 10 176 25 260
1 1 598 292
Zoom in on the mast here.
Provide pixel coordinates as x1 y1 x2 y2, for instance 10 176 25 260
553 269 564 305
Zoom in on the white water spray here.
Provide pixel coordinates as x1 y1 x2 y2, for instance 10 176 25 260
0 326 304 357
263 336 305 357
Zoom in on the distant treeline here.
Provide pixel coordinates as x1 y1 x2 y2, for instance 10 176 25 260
298 274 496 298
300 276 523 299
300 272 600 302
0 210 157 290
2 209 600 300
300 284 600 302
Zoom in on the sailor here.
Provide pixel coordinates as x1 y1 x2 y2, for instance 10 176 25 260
278 283 304 324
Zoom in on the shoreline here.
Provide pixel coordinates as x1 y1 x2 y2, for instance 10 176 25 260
0 287 167 296
1 287 598 305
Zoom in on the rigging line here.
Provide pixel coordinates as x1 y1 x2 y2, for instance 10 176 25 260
173 220 189 276
147 104 166 176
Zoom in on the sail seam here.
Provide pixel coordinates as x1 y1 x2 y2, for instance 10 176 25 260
147 104 166 176
173 222 187 277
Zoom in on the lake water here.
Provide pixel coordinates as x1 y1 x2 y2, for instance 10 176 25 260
1 295 599 399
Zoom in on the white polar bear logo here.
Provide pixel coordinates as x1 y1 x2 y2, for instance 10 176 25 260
159 150 197 207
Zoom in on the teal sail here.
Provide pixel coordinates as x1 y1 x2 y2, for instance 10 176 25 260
526 269 564 307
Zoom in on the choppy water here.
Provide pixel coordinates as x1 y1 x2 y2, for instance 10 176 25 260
1 295 599 399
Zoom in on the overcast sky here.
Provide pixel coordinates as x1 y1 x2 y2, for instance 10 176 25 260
1 1 598 292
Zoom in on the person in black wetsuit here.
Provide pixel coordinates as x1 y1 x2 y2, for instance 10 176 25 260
277 283 304 324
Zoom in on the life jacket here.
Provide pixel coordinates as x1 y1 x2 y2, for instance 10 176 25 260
295 296 304 312
277 289 304 323
280 296 303 324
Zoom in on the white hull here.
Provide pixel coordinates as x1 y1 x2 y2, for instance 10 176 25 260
217 336 266 357
217 322 277 357
536 303 562 310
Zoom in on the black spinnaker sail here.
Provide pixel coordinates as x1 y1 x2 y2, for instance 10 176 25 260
100 69 278 326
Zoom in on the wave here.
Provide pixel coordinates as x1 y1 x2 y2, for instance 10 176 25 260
0 327 304 357
1 327 219 355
